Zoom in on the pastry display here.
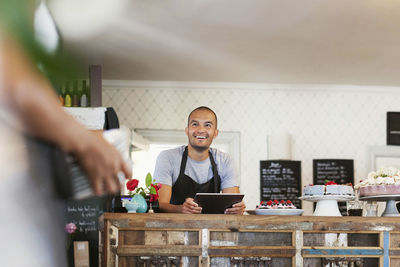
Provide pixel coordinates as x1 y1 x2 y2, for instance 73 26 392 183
257 200 297 209
303 181 354 196
355 167 400 197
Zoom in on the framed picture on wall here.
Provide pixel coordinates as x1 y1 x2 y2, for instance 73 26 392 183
387 112 400 146
368 146 400 171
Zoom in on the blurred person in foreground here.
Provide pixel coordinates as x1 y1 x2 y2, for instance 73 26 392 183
0 1 131 266
154 106 246 214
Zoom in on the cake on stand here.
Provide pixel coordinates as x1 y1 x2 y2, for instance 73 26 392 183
359 195 400 217
299 195 355 216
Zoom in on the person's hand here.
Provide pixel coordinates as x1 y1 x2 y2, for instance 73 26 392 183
74 131 132 196
224 200 246 215
181 197 202 214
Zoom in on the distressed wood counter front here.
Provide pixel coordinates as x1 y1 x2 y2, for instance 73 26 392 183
99 213 400 267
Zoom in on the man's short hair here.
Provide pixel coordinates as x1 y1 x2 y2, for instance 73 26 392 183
187 106 218 128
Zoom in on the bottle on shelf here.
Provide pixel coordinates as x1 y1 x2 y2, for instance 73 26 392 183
80 80 89 107
72 80 79 107
64 81 72 107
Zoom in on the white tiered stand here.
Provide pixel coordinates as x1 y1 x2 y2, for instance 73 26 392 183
299 195 355 216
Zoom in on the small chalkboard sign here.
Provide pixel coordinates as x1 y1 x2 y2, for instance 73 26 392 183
260 160 302 208
313 159 354 215
66 196 108 267
313 159 354 185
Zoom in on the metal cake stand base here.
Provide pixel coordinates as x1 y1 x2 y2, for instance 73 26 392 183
359 195 400 217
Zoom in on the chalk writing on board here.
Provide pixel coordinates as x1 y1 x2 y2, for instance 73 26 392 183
313 159 354 216
313 159 354 185
260 160 302 208
66 197 107 267
67 204 100 234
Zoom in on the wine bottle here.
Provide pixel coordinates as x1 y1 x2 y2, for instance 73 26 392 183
80 80 88 107
72 80 79 107
64 81 72 107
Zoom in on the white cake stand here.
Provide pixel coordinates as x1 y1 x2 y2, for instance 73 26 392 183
359 195 400 217
299 195 355 216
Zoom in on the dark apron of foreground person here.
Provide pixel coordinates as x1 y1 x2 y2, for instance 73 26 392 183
170 146 221 204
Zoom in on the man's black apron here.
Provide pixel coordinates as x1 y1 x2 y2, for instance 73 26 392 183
170 146 221 205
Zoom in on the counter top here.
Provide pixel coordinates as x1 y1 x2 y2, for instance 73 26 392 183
101 212 400 231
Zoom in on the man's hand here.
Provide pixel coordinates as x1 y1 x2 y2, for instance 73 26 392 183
224 200 246 215
222 186 245 214
75 131 132 196
2 34 132 197
181 197 202 214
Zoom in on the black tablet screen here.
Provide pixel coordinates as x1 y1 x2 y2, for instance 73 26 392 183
194 193 244 214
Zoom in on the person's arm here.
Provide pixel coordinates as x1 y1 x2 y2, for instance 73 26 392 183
218 151 245 214
157 184 202 214
222 187 246 214
1 35 131 195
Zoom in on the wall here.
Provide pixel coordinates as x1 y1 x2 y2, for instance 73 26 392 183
103 81 400 214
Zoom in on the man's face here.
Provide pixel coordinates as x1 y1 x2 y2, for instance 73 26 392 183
185 109 219 152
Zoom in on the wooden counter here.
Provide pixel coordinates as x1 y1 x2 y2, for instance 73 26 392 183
99 213 400 267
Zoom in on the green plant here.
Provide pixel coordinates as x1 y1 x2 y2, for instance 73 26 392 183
126 173 161 202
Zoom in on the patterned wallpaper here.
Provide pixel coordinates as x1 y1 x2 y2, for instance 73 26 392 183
103 81 400 214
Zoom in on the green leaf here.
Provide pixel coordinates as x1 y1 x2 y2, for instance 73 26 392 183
0 0 83 89
149 186 157 195
145 172 152 188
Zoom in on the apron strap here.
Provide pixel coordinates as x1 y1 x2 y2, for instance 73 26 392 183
179 146 221 193
179 146 189 177
208 150 221 193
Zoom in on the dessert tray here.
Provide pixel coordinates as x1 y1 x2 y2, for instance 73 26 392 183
359 195 400 217
247 209 304 216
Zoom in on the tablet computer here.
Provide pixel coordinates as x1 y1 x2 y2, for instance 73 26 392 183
194 193 244 214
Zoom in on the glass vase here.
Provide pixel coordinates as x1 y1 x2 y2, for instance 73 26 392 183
130 194 147 213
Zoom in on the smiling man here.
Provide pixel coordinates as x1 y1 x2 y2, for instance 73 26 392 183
153 106 245 214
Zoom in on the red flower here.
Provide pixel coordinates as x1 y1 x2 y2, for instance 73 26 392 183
151 184 159 193
150 192 159 202
149 184 160 202
126 179 139 191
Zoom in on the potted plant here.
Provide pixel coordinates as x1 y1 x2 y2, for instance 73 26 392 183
125 173 161 213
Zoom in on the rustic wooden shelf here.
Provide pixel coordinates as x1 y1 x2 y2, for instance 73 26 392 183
100 213 400 266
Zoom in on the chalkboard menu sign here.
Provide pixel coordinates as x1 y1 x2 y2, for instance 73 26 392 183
66 196 108 267
313 159 354 185
313 159 354 215
260 160 302 208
